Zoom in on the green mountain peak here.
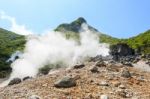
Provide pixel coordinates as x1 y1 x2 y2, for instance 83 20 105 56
55 17 97 33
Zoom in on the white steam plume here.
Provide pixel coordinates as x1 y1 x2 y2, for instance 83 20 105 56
6 51 23 63
133 60 150 72
0 22 109 87
10 24 109 78
0 11 33 35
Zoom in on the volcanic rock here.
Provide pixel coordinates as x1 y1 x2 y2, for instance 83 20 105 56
8 78 21 86
0 54 150 98
23 76 32 81
122 62 133 67
116 89 133 98
116 89 127 98
54 76 76 88
110 43 135 61
90 55 103 62
95 60 106 67
118 84 126 89
120 67 131 78
99 81 109 86
73 64 85 69
90 66 99 73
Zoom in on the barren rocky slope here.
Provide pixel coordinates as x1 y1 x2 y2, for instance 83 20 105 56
0 58 150 99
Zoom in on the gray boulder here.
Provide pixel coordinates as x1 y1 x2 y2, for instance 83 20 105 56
54 76 76 88
8 78 21 85
110 43 135 61
90 66 99 73
73 64 85 69
23 76 32 81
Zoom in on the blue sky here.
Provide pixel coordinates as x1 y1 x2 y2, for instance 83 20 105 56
0 0 150 38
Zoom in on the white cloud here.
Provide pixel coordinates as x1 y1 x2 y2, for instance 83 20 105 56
0 11 33 35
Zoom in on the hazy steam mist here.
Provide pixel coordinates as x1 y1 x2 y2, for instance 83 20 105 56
10 24 109 78
0 23 109 87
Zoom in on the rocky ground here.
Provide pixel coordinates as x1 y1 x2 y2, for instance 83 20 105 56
0 57 150 99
